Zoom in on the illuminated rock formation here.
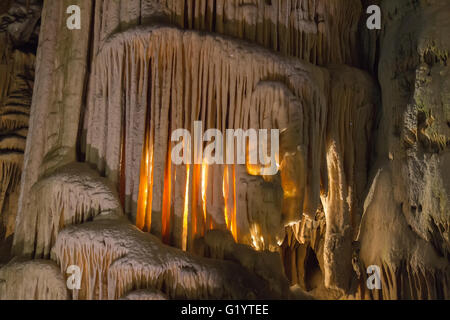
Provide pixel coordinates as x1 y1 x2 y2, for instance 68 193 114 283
120 289 167 300
83 25 329 252
0 0 448 300
0 0 40 245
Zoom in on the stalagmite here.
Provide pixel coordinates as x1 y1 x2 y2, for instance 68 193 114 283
85 25 328 250
120 289 167 300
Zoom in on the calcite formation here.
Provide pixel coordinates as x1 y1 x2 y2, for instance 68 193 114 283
354 0 450 299
52 214 289 300
13 163 123 259
84 25 329 252
0 259 68 300
0 0 40 245
120 289 167 300
0 0 448 300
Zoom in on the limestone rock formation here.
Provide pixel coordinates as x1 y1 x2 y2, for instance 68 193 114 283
0 258 68 300
355 0 450 299
52 214 289 300
0 0 40 251
120 289 167 300
13 162 123 259
0 0 448 301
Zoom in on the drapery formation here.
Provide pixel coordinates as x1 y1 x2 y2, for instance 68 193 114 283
85 26 329 252
52 216 289 300
80 0 377 292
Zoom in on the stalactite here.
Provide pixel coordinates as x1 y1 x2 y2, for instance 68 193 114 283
353 0 450 300
92 0 362 66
